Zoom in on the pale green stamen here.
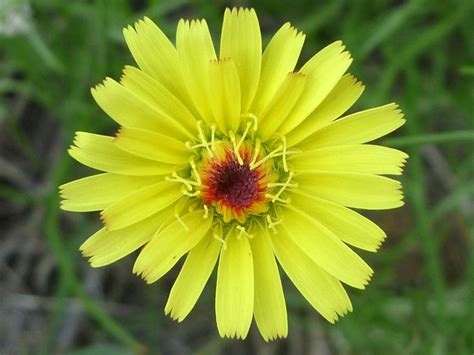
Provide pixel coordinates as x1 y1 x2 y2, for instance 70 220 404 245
213 224 227 250
175 213 189 231
197 120 214 157
236 225 253 239
250 145 283 170
229 131 244 165
166 172 197 191
249 138 261 167
189 157 202 186
266 215 282 234
266 172 296 203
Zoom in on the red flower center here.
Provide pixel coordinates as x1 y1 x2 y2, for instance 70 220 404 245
203 152 260 209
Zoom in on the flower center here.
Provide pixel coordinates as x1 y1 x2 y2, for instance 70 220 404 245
199 144 272 223
167 120 299 226
204 153 259 208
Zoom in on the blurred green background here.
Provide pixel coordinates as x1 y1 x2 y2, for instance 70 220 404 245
1 0 473 354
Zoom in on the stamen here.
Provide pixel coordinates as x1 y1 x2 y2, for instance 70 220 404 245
197 120 213 157
267 172 295 203
189 157 202 185
250 145 283 170
166 172 198 191
187 199 201 213
250 138 261 167
182 189 200 197
229 131 244 165
267 181 298 188
228 119 257 166
238 122 252 148
280 135 289 172
266 215 282 234
187 142 212 150
272 134 301 172
213 224 227 250
265 194 291 204
174 195 189 212
210 124 216 151
236 225 253 239
241 112 259 132
203 204 209 219
175 213 189 231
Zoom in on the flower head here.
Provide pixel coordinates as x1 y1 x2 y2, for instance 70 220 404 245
60 8 407 341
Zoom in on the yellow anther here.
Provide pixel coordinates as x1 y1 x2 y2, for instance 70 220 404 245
174 196 190 217
213 224 227 250
238 121 252 148
229 131 244 165
241 112 258 131
280 135 289 172
266 215 282 234
182 189 200 197
250 138 261 167
265 193 291 204
268 172 295 203
203 205 209 219
189 157 202 185
187 200 201 213
251 145 283 170
210 124 216 151
273 134 297 172
197 120 213 157
187 142 207 150
175 213 189 231
267 181 298 188
166 172 200 191
236 225 253 239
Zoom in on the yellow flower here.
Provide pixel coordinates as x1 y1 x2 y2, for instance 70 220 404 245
60 8 408 341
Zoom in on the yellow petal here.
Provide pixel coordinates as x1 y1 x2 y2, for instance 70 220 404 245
287 74 364 146
114 127 191 165
165 235 221 321
290 191 386 251
120 66 197 134
176 19 216 124
281 206 373 289
101 181 182 231
123 17 192 110
216 228 254 339
295 171 404 210
278 41 352 135
249 223 287 341
258 72 306 142
208 58 241 133
133 210 213 283
220 8 261 112
59 173 157 212
68 132 175 176
289 144 408 175
80 206 173 267
251 23 305 117
298 103 406 149
91 78 192 141
271 227 352 322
